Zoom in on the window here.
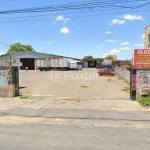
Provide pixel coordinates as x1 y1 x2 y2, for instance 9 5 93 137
77 62 82 65
143 76 148 83
148 34 150 47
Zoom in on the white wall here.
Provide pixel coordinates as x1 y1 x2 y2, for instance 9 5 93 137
115 67 130 83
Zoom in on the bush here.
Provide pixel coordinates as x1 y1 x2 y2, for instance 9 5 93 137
138 97 150 107
19 96 28 99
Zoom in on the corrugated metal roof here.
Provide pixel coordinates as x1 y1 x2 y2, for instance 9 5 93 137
10 51 52 59
0 51 82 63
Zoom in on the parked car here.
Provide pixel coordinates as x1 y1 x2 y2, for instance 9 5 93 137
98 69 115 76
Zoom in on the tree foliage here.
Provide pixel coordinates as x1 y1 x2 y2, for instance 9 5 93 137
84 55 93 59
7 43 35 54
105 55 114 60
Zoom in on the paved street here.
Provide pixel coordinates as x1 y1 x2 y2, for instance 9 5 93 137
0 122 150 150
0 98 150 150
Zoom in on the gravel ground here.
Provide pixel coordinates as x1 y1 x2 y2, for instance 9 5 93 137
19 68 130 98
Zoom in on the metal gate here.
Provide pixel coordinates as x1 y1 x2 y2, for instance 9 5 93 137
0 68 8 97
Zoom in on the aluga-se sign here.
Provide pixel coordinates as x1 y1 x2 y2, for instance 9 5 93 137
136 49 150 54
134 49 150 68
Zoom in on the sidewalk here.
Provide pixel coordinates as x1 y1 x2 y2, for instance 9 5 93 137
0 96 150 112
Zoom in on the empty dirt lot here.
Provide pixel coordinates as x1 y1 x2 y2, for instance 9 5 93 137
19 68 129 98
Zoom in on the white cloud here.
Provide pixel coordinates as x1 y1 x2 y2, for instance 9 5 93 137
70 51 74 55
97 46 102 49
120 42 129 45
119 47 131 51
0 52 5 56
64 18 69 23
106 39 118 43
142 34 145 39
123 14 144 21
56 15 70 23
56 15 64 21
110 49 120 53
133 43 144 47
109 19 125 25
47 42 51 45
102 53 108 57
105 31 112 34
60 27 70 34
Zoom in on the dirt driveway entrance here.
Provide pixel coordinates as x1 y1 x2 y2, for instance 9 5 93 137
19 68 129 98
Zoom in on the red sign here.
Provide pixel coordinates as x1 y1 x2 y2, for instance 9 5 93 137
132 75 136 90
134 49 150 68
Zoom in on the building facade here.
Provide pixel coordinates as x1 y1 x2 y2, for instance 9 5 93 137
108 55 117 61
144 24 150 49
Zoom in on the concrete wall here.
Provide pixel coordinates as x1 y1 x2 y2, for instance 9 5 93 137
115 67 130 83
144 24 150 48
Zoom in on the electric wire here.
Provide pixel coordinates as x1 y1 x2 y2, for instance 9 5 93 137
0 0 149 23
0 40 10 47
0 0 149 14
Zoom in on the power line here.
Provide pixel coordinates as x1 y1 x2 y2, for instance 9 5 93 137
0 8 149 24
0 0 15 2
0 40 10 47
0 7 129 20
0 1 149 19
0 0 149 14
0 0 149 23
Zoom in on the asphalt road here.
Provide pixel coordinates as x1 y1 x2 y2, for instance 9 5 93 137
0 108 150 150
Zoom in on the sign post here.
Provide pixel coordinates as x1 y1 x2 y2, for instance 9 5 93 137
130 68 136 100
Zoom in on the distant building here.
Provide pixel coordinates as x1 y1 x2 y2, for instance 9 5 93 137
112 60 131 68
83 58 104 68
108 55 117 60
0 51 81 70
144 24 150 48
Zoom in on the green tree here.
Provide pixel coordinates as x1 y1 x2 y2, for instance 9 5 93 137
7 43 35 54
105 55 114 60
84 55 93 59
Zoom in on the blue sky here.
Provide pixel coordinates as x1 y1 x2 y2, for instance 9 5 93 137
0 0 149 60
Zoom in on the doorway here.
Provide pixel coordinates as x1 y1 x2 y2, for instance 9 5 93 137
20 58 35 70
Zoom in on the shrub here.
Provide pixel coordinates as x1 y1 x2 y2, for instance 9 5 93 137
138 97 150 107
19 96 29 99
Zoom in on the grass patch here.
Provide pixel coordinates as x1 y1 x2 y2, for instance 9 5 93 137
107 78 112 82
0 96 6 98
125 80 129 84
77 99 81 103
138 97 150 107
118 77 122 80
80 85 91 88
19 95 29 99
122 87 130 94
